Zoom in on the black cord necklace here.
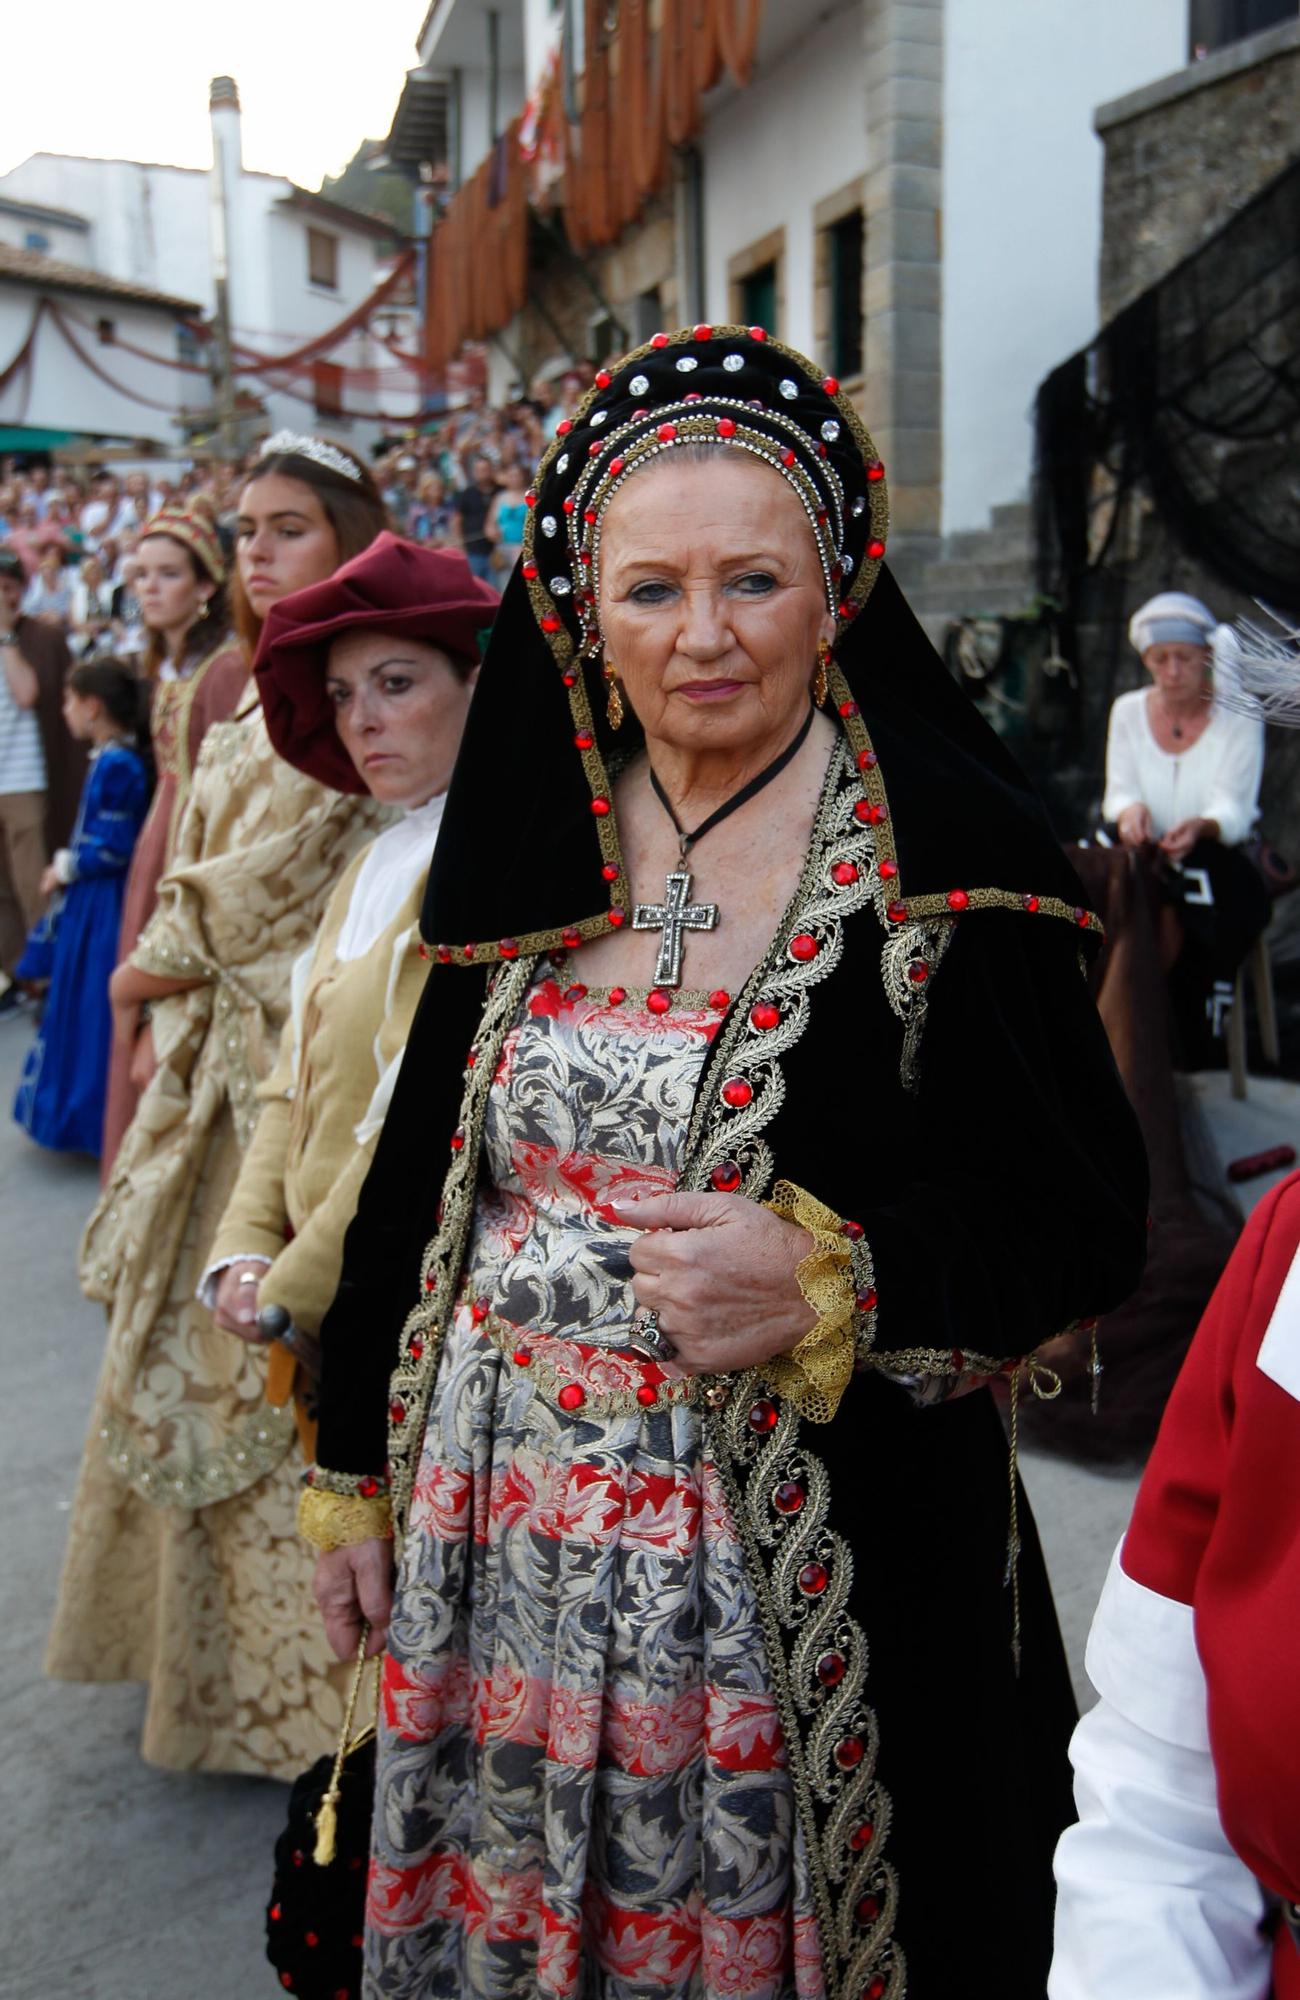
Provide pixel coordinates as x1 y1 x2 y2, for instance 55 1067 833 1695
632 703 817 988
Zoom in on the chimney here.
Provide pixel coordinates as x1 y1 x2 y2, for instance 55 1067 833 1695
208 76 242 457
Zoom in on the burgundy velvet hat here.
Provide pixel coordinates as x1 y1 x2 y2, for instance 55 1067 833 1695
254 531 500 794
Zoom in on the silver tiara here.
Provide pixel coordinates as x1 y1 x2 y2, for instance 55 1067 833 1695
258 430 364 486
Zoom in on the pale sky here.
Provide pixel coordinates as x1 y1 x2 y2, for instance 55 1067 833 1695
3 1 426 188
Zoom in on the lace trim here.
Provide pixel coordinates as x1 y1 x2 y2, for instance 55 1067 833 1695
99 1400 296 1510
297 1486 393 1552
762 1180 856 1423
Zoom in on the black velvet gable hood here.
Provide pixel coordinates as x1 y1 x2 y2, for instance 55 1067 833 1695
422 325 1097 963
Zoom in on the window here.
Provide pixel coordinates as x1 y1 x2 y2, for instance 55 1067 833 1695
827 210 865 381
23 229 50 253
96 317 116 346
312 358 345 418
176 323 204 368
728 229 785 339
740 262 777 334
1189 0 1297 54
307 227 339 290
631 287 662 346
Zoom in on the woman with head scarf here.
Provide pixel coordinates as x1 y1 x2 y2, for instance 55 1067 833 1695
45 437 397 1778
302 331 1149 1996
200 536 495 1436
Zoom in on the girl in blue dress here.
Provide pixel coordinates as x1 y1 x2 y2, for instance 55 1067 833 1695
14 660 150 1155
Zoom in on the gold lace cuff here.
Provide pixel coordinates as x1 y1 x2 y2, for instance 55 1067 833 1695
762 1178 859 1423
297 1486 393 1552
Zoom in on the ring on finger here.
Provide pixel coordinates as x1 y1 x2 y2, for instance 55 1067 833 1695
630 1306 676 1364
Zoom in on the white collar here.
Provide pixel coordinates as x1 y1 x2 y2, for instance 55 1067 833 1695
335 791 446 963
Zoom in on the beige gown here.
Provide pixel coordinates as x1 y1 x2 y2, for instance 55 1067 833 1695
47 706 385 1778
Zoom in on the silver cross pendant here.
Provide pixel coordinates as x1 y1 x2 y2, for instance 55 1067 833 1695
631 869 719 988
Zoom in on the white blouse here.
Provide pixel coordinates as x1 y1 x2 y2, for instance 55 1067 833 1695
1102 689 1263 847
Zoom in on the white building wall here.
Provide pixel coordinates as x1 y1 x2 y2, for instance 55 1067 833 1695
0 285 189 446
941 0 1185 532
702 11 867 358
0 211 90 265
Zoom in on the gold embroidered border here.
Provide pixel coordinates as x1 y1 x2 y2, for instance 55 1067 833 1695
298 1486 393 1551
99 1399 296 1510
387 958 536 1534
479 1311 698 1418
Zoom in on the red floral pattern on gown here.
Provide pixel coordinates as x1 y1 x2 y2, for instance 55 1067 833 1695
366 974 824 1999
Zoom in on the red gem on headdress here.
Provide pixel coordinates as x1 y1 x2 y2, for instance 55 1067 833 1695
1022 893 1040 912
595 369 612 388
579 551 592 566
524 489 537 507
1075 906 1091 927
711 1159 743 1192
781 448 796 467
651 331 670 347
557 419 573 435
709 989 731 1010
574 731 593 750
608 907 626 927
750 1001 781 1031
500 937 519 958
563 497 576 513
947 889 970 911
722 1077 753 1108
541 615 562 633
857 748 878 770
647 988 672 1015
583 508 597 525
636 1384 657 1407
749 325 768 341
558 1383 585 1410
867 459 885 481
587 440 603 457
832 861 859 887
657 423 677 443
822 375 840 395
601 862 618 881
716 417 737 438
522 562 538 580
683 391 703 402
789 932 818 962
816 508 829 524
908 961 929 985
886 900 908 923
693 323 713 341
609 457 625 476
818 444 828 458
867 539 886 559
838 602 857 621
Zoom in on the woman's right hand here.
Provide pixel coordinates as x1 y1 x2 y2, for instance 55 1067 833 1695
128 1018 156 1091
212 1259 273 1339
1116 802 1153 848
314 1541 394 1660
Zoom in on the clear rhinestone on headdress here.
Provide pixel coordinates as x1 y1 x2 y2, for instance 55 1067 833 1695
841 552 854 574
629 374 649 396
592 409 608 426
722 354 744 373
852 495 867 517
541 514 558 537
676 356 699 373
550 576 572 595
556 454 569 475
821 420 841 443
779 379 798 400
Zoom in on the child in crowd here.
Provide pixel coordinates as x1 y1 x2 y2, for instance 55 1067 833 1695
13 660 150 1154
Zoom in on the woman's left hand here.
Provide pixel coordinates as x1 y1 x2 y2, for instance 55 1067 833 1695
614 1192 816 1377
128 1018 156 1091
1159 816 1213 862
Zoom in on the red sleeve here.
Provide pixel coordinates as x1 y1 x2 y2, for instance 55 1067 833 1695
1124 1171 1300 1607
186 646 251 761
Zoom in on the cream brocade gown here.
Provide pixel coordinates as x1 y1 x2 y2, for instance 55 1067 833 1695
46 706 386 1778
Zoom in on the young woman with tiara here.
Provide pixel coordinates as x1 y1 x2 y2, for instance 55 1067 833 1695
12 658 150 1155
45 434 394 1780
100 492 246 1169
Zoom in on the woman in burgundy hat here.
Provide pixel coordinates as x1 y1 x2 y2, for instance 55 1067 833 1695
201 533 496 1452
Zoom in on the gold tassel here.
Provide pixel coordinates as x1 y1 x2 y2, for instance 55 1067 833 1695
811 640 830 709
312 1625 374 1866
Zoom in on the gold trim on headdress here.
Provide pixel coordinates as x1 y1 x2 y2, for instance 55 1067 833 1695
141 496 226 587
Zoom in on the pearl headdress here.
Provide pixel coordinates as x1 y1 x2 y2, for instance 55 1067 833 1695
258 430 366 487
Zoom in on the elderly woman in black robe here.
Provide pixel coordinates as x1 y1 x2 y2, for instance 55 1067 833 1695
297 328 1149 2000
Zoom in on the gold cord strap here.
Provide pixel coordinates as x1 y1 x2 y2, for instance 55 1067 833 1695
313 1625 382 1866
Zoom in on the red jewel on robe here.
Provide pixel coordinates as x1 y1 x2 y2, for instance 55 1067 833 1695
541 615 562 633
721 1077 753 1107
601 862 619 881
358 1475 380 1498
750 1001 780 1031
500 938 519 958
835 1734 865 1769
591 797 610 816
886 900 909 923
832 861 859 887
709 989 731 1011
856 1287 878 1312
797 1560 829 1596
1022 893 1040 912
408 1336 424 1361
856 1893 880 1925
857 748 878 770
816 1650 846 1687
558 1383 585 1410
608 986 627 1005
450 1129 465 1151
556 419 573 435
711 1160 742 1192
748 1397 779 1433
850 1820 875 1851
867 538 886 560
608 907 626 927
471 1298 490 1323
562 927 582 948
647 988 672 1015
574 731 594 750
389 1398 405 1424
840 1219 865 1241
947 889 970 911
789 932 818 961
636 1384 657 1407
773 1479 805 1514
513 1348 532 1367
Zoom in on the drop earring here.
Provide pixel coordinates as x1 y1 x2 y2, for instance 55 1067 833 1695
811 638 831 709
603 653 624 731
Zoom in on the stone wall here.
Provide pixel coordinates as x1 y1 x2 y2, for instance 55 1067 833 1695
1097 18 1300 319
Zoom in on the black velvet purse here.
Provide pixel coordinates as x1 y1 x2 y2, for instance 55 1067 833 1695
265 1633 379 1999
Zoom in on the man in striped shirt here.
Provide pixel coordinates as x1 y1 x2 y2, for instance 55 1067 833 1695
0 547 54 1009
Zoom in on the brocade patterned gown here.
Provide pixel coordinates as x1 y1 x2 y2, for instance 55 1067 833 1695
368 969 821 2000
